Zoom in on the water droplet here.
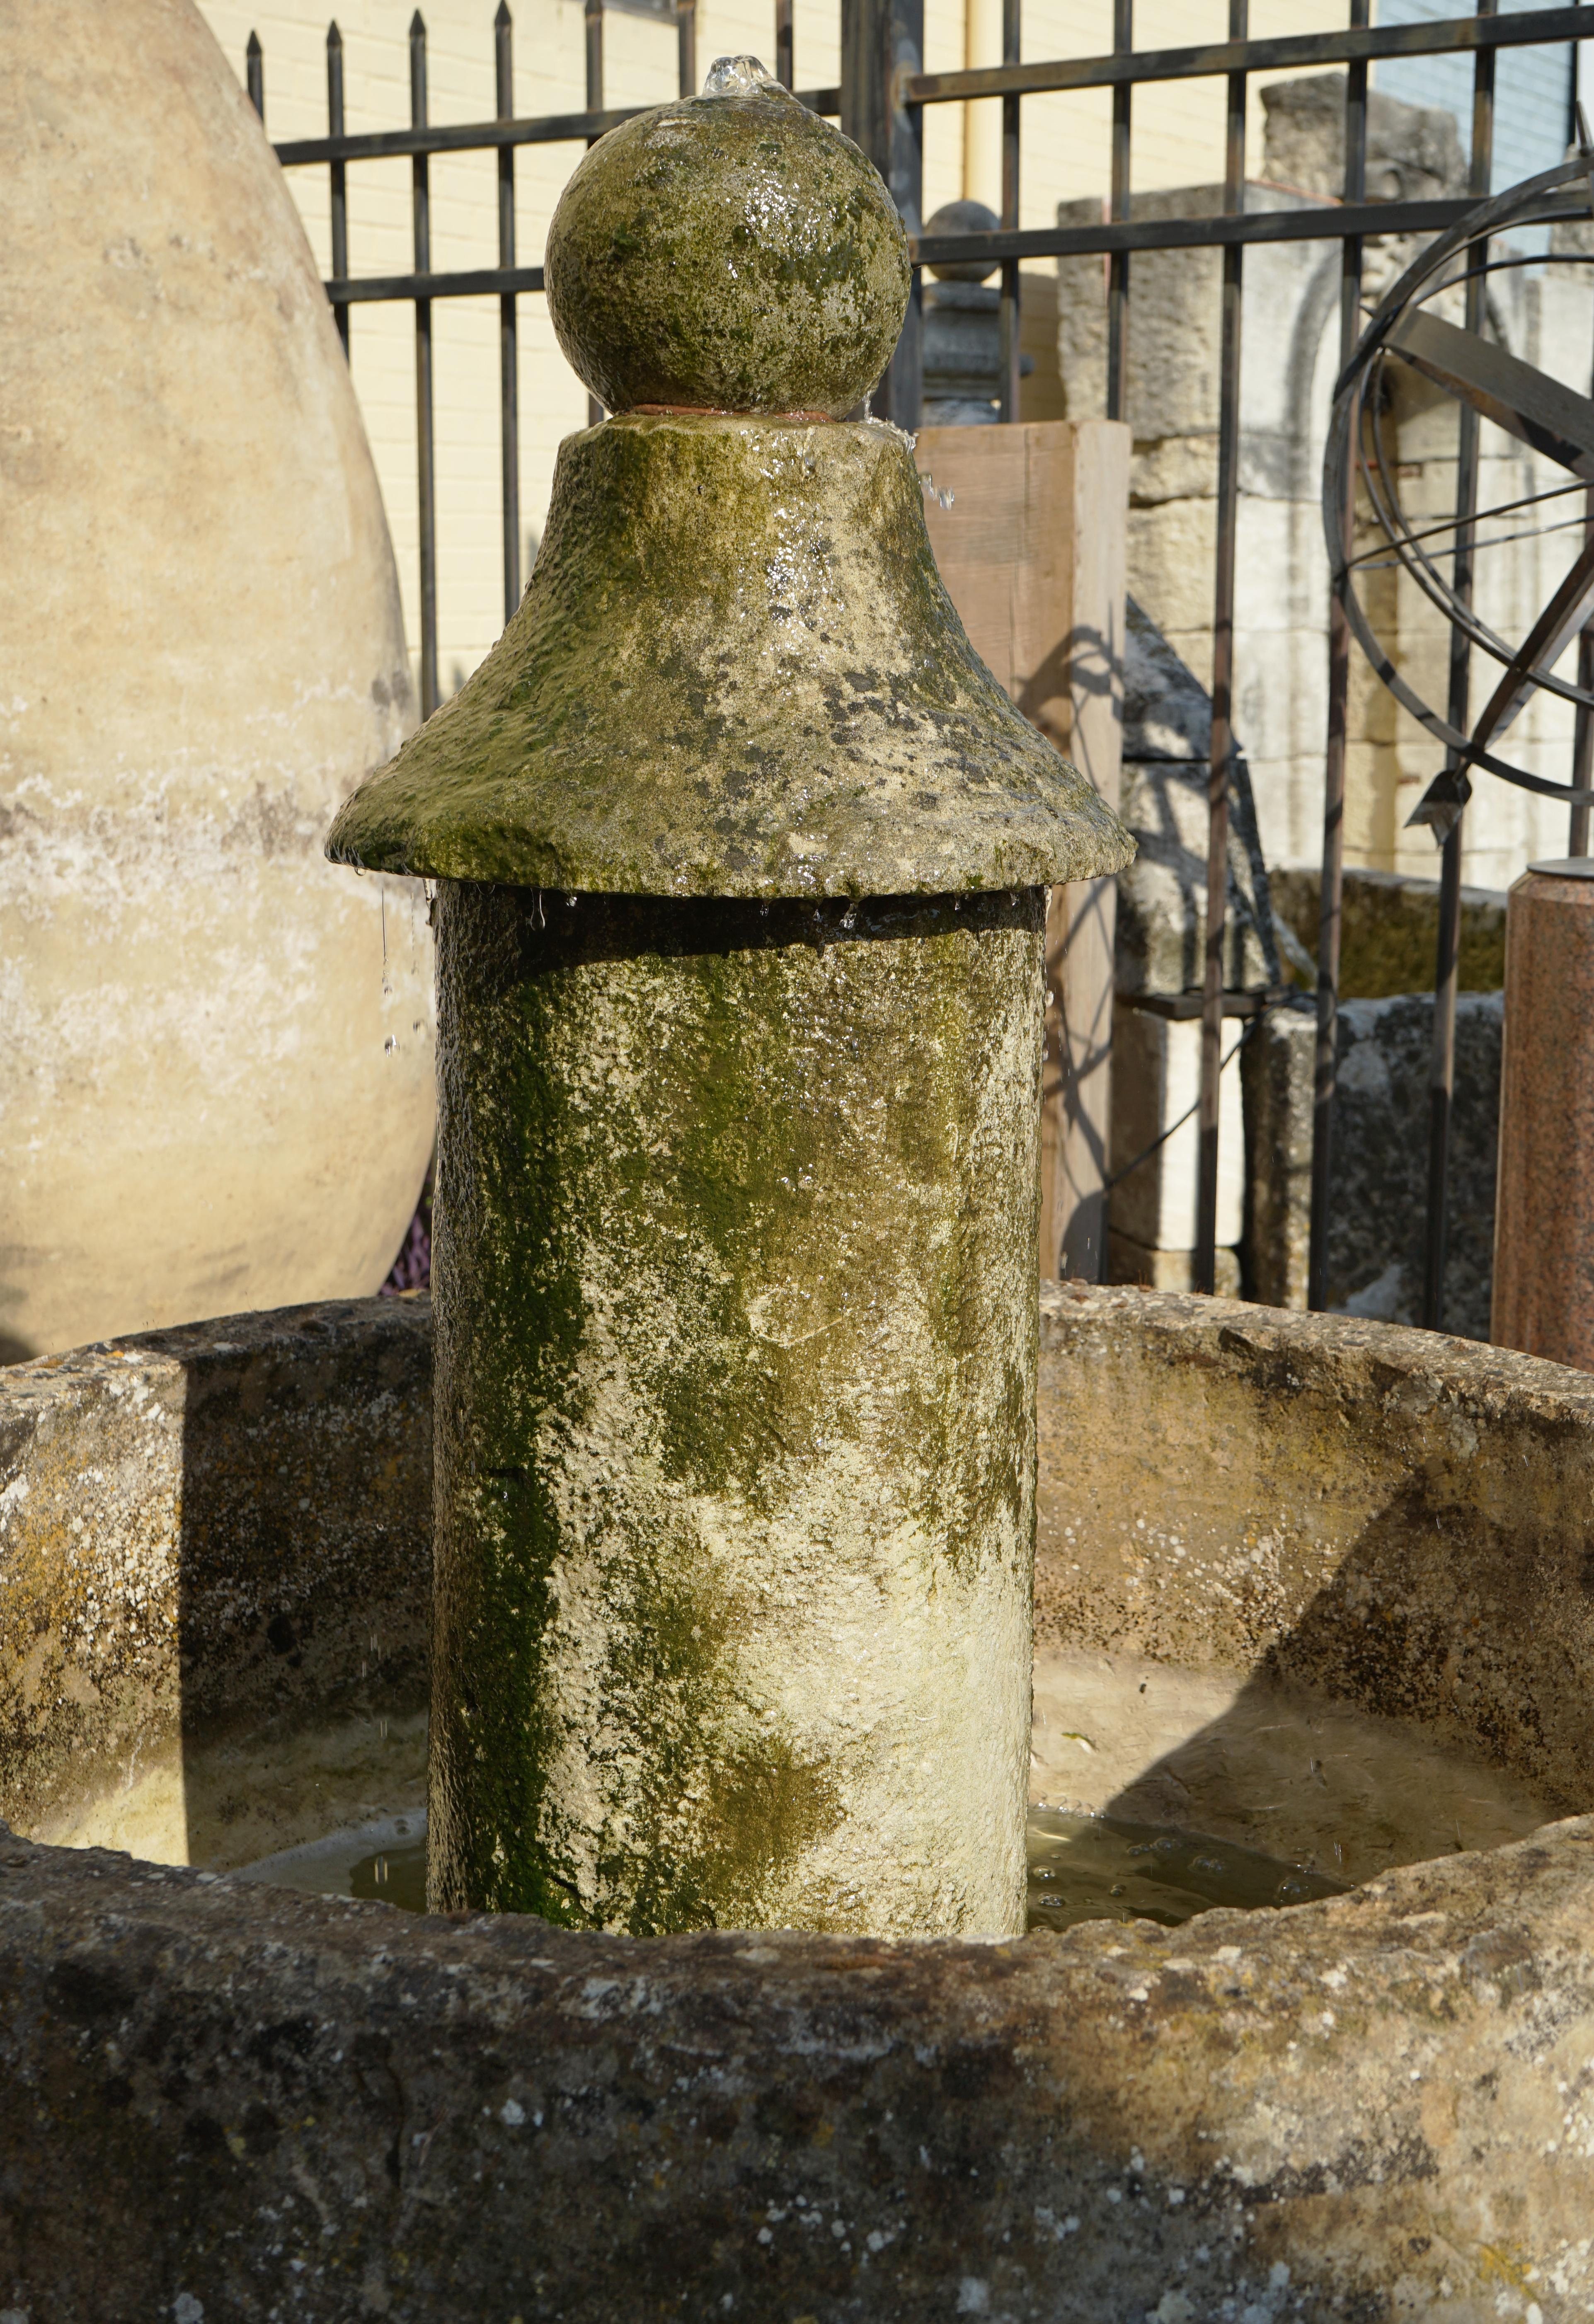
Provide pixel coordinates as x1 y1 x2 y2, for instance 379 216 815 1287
703 53 778 95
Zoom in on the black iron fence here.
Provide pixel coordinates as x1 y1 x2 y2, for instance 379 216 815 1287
247 0 1591 1323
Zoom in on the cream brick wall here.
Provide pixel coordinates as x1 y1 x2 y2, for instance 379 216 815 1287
197 0 1347 698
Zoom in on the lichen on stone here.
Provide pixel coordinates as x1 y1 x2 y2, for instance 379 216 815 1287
427 886 1043 1936
327 416 1132 898
543 63 909 419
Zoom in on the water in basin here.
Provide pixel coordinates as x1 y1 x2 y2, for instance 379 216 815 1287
1030 1651 1561 1886
39 1643 1562 1934
220 1650 1561 1934
233 1804 1345 1931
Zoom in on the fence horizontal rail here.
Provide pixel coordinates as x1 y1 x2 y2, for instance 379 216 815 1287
272 86 839 169
326 263 545 303
912 195 1501 268
319 204 1494 299
906 5 1588 107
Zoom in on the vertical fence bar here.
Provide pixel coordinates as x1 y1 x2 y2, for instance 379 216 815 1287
496 2 521 626
1422 1 1495 1333
843 0 922 429
1306 0 1369 1313
1573 622 1594 854
997 0 1021 421
890 0 924 431
411 11 439 721
776 0 795 90
678 0 698 97
327 23 349 359
585 0 605 426
1193 0 1247 1296
1104 0 1132 424
1573 246 1594 852
246 29 264 119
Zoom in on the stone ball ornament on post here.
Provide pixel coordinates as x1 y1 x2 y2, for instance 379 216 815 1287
327 57 1133 1939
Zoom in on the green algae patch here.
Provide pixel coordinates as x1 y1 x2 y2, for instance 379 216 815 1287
426 886 1042 1935
327 415 1133 899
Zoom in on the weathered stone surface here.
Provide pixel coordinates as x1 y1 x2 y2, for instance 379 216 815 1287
15 1284 1594 1876
1239 994 1316 1310
1114 601 1280 997
332 64 1128 1961
1036 1283 1594 1813
1259 72 1465 205
1240 991 1501 1331
0 1297 430 1864
429 886 1043 1937
543 61 909 420
6 1292 1594 2308
0 0 434 1360
4 1808 1594 2319
1332 990 1500 1340
1268 864 1507 1001
327 414 1131 898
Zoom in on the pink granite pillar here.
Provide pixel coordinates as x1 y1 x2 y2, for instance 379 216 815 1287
1492 860 1594 1369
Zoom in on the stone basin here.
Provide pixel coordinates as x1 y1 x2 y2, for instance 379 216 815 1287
4 1284 1594 2313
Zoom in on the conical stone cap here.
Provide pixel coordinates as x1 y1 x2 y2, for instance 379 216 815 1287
327 61 1134 897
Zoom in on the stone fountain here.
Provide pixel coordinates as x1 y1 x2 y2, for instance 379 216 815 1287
4 54 1594 2323
326 55 1129 1938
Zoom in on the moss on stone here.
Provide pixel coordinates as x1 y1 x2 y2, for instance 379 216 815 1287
328 415 1132 899
543 67 908 418
427 885 1042 1935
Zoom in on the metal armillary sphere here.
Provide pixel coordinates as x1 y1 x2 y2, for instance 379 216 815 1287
1325 136 1594 842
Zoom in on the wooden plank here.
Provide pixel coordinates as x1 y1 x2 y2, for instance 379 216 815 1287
919 418 1130 1279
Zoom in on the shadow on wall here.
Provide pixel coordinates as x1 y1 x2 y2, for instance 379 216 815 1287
0 1299 433 1873
171 1303 433 1870
1098 1461 1594 1887
1037 1285 1594 1875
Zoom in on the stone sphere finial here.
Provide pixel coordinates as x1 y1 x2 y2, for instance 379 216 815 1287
544 59 911 419
924 198 1000 282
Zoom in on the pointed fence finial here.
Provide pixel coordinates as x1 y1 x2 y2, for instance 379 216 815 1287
245 29 264 119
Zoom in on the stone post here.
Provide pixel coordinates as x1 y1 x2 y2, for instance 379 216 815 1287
328 58 1131 1938
1492 860 1594 1370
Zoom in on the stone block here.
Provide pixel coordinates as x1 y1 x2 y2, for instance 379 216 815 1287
1109 1000 1246 1253
1268 864 1507 999
1058 183 1332 453
1105 1228 1241 1296
1259 73 1466 204
1240 995 1316 1311
1241 991 1502 1336
1115 601 1281 997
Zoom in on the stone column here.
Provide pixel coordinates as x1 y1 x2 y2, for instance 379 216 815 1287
1492 860 1594 1369
329 58 1132 1937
